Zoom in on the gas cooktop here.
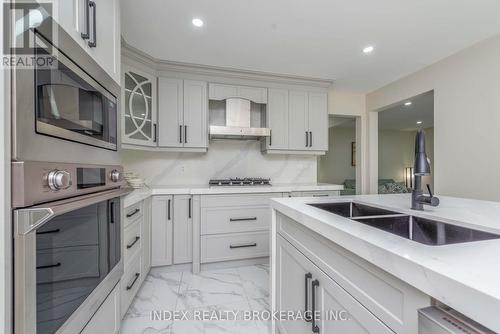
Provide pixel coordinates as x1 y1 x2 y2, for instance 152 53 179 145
209 177 271 186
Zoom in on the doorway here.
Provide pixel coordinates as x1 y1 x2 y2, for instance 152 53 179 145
318 115 359 195
377 91 434 194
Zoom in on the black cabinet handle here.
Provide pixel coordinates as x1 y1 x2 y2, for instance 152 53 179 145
230 217 257 222
179 125 183 143
229 243 257 249
88 1 96 47
184 125 187 143
309 132 313 147
269 129 272 146
126 208 140 218
153 124 157 142
167 199 171 220
36 228 60 235
126 273 140 290
311 279 320 333
188 198 192 218
126 236 140 249
305 273 312 322
37 262 61 269
110 201 115 224
312 194 329 197
305 131 309 147
81 0 90 39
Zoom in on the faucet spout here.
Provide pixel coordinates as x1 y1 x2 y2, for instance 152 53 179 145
411 130 439 210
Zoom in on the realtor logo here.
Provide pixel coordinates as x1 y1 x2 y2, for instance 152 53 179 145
2 1 55 68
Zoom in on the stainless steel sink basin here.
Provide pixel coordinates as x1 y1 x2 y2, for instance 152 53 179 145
308 202 400 218
308 202 500 245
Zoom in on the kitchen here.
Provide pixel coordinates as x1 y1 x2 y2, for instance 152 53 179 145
1 1 500 334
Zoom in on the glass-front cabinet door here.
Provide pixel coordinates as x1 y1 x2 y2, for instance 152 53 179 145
122 64 157 147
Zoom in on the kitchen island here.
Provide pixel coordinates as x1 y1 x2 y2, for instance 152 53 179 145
270 194 500 333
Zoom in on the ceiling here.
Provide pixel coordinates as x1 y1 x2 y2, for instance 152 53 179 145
378 91 434 130
121 0 500 92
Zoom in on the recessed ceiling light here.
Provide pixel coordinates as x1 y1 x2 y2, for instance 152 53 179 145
416 121 423 125
192 18 204 27
363 45 374 54
404 101 412 106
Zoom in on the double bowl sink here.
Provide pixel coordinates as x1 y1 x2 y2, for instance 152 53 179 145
308 202 500 246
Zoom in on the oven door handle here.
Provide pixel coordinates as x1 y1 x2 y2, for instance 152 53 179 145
14 188 132 235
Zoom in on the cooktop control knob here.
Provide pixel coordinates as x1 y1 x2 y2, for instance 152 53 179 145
110 169 121 182
47 170 72 191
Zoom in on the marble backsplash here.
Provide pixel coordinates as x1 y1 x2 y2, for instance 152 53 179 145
121 140 318 186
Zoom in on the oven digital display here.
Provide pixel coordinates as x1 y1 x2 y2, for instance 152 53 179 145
77 168 106 189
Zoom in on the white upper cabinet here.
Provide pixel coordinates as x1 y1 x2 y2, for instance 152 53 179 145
47 0 120 83
122 65 157 147
158 78 208 150
209 83 267 103
158 78 183 147
266 89 289 150
288 91 309 150
307 92 328 151
183 80 208 148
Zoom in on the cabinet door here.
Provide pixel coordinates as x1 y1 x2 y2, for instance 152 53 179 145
308 92 328 151
158 78 184 147
51 0 83 47
183 80 208 148
81 283 120 334
85 0 120 83
276 235 318 334
173 195 193 264
266 89 289 150
288 91 309 150
151 196 173 266
141 197 152 274
122 65 157 147
276 235 393 334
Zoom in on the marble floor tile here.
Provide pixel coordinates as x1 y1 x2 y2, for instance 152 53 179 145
122 265 270 334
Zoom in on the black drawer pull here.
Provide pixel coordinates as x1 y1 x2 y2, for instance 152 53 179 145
37 262 61 269
305 273 312 322
229 217 257 222
311 279 320 333
126 236 140 249
126 208 140 218
167 199 171 220
312 194 329 197
126 273 140 290
229 243 257 249
36 228 60 235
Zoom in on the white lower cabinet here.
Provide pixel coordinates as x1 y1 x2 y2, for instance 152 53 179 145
151 195 193 266
173 195 193 264
276 235 393 334
81 283 120 334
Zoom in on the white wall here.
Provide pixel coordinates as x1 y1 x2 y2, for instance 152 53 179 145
122 140 318 186
318 126 356 185
367 34 500 201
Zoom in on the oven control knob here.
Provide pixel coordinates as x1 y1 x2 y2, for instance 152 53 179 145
47 170 72 191
110 169 121 182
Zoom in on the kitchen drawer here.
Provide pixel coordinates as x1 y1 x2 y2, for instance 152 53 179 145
37 245 100 283
277 212 429 334
293 190 340 197
124 201 143 227
121 253 142 316
201 231 269 263
124 219 142 266
201 205 270 235
201 193 282 208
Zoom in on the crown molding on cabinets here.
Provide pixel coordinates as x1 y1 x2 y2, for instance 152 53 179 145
121 38 334 89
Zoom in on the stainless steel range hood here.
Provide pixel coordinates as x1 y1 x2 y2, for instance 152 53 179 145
209 98 271 140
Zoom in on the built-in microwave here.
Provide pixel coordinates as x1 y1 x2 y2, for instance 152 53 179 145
12 17 121 165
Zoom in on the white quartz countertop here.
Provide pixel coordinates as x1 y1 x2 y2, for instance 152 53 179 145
270 194 500 332
123 183 343 208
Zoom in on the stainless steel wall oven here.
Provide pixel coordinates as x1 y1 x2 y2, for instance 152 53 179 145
12 161 130 334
